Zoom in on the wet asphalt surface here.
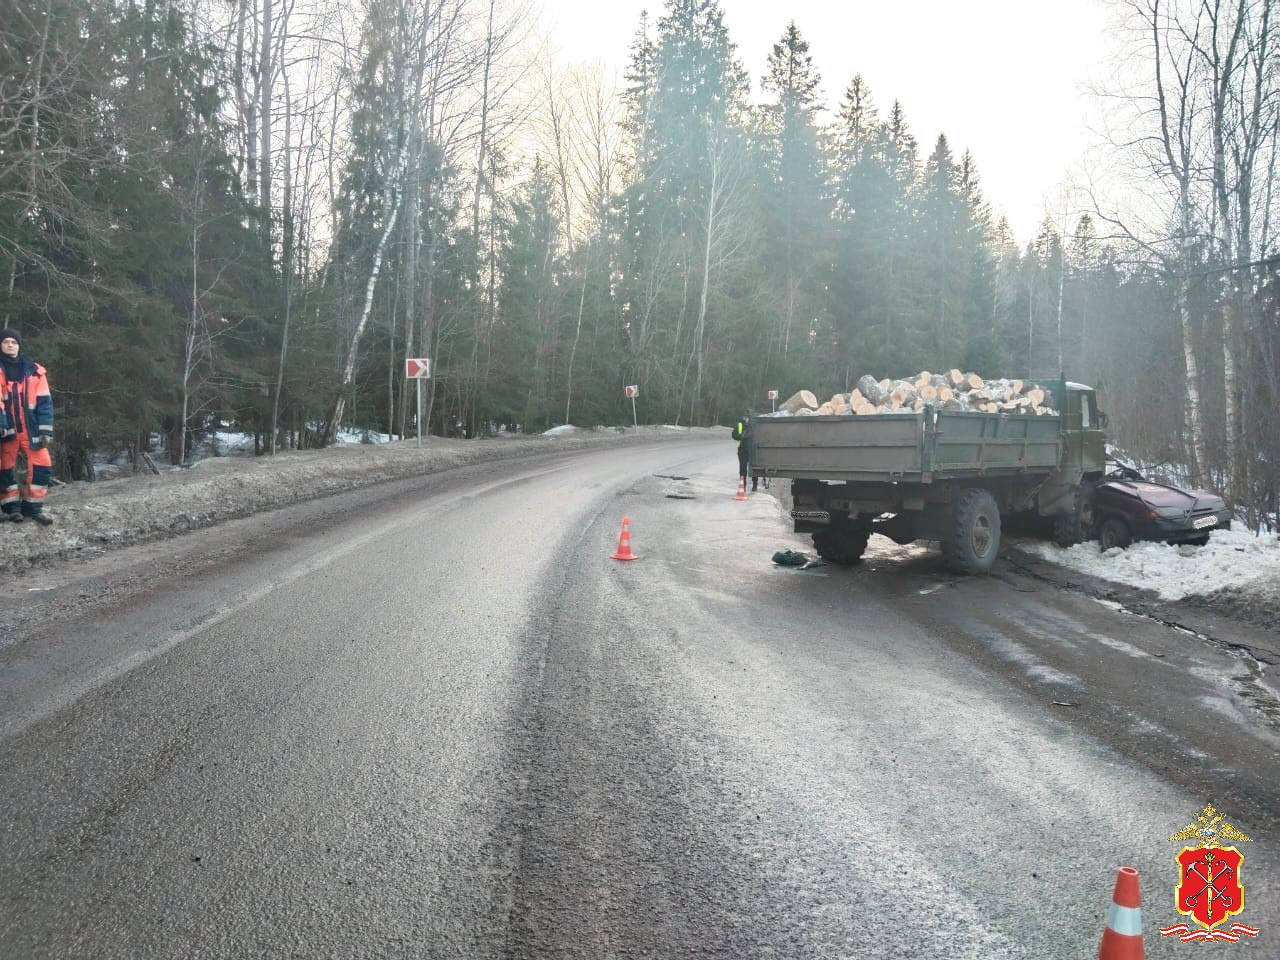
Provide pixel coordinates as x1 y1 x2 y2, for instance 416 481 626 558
1 438 1277 959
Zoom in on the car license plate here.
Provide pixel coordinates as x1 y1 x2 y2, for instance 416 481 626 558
1192 515 1218 530
791 510 830 524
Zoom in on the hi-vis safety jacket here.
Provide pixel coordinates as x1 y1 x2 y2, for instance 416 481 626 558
0 390 11 440
0 358 53 443
732 419 749 447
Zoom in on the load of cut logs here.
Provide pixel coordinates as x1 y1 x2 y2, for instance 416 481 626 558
775 370 1058 417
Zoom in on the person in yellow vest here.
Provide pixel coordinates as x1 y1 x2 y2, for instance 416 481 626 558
731 411 757 492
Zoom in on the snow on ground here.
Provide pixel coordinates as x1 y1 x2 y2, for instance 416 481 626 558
543 424 666 436
334 427 393 445
1019 525 1280 602
208 426 394 455
2 425 720 571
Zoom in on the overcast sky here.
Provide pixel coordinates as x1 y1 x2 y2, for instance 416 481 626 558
542 0 1114 244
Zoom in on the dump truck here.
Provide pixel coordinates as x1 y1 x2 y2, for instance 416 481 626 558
749 379 1106 574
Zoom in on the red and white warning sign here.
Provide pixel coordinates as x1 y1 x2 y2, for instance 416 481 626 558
624 384 639 398
767 389 778 400
405 357 431 379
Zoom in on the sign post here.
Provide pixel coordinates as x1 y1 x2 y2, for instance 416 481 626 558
625 385 639 431
767 389 778 414
405 358 432 446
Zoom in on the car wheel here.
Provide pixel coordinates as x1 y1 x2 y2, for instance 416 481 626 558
1098 516 1132 551
1183 535 1210 547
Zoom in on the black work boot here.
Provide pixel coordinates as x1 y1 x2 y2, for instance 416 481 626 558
4 511 22 523
22 504 51 526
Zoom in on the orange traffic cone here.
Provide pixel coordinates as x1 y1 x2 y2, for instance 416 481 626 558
735 477 748 501
610 516 638 561
1099 866 1144 959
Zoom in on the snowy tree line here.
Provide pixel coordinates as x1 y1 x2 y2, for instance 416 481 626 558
1 0 1277 521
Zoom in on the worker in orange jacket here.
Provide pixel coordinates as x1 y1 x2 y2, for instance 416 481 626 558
0 378 10 443
0 328 55 525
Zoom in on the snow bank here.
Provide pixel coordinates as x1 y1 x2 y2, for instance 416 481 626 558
1019 526 1280 601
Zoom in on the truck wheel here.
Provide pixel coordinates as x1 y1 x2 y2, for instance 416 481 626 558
812 519 872 565
1053 484 1092 547
1098 516 1132 551
943 489 1001 575
1052 516 1076 548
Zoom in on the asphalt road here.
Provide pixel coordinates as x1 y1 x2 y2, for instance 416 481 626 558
1 437 1276 959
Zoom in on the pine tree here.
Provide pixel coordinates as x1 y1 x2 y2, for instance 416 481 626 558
758 22 830 378
833 74 878 183
616 0 754 423
829 93 921 375
956 151 997 373
1067 213 1099 374
920 134 966 361
494 160 562 431
622 11 659 178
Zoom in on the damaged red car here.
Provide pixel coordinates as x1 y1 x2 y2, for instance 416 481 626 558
1090 464 1233 550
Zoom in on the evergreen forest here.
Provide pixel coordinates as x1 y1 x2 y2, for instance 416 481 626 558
2 0 1278 522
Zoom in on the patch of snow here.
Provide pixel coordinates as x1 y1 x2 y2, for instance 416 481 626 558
1021 525 1280 601
1087 632 1159 661
542 424 583 436
212 431 255 453
334 428 393 445
985 636 1085 691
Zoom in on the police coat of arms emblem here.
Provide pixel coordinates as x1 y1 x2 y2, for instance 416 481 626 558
1160 804 1261 943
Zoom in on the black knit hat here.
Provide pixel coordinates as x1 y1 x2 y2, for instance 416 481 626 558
0 329 19 349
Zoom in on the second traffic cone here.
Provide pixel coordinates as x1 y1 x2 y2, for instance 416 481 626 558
1099 866 1144 960
610 517 638 561
735 477 748 501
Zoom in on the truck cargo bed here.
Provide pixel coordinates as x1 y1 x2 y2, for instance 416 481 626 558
751 410 1062 483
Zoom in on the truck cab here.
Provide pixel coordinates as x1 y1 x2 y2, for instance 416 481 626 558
1060 382 1107 480
1035 383 1107 545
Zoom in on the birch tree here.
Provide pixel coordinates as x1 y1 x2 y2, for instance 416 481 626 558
1196 0 1277 503
1096 0 1213 479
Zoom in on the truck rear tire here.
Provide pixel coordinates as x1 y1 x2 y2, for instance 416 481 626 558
812 517 872 565
943 489 1001 575
1052 484 1093 547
